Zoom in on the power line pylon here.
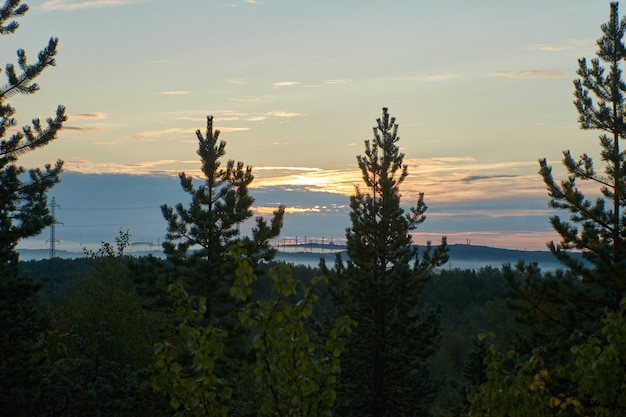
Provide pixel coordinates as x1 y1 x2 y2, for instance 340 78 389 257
47 197 62 259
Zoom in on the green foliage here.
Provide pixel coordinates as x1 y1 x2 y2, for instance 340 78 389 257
153 250 351 417
43 232 167 417
328 107 448 417
153 282 232 417
571 298 626 417
466 345 577 417
232 254 353 417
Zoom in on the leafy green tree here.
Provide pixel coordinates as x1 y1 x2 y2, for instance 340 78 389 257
0 1 65 414
153 250 351 417
232 256 353 417
43 232 168 417
570 297 626 417
326 107 448 417
161 115 284 322
153 282 231 417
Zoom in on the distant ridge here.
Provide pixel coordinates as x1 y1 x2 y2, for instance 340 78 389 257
273 243 575 271
18 243 576 271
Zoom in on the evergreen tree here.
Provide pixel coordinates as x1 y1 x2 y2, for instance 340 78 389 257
159 115 284 413
468 4 626 415
0 1 65 414
327 107 448 417
161 115 284 321
539 1 626 315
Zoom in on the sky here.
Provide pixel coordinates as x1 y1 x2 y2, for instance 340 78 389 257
6 0 619 253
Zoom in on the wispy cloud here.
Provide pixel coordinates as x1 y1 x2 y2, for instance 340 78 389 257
158 90 192 95
131 127 194 141
231 97 262 102
176 116 206 122
63 125 103 132
264 110 302 118
529 43 563 52
226 79 244 85
256 166 322 172
68 112 107 120
65 159 197 176
324 79 352 85
492 70 564 78
220 127 251 132
40 0 146 11
424 73 464 81
273 81 300 87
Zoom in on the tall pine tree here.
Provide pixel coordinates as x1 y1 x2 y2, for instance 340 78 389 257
0 1 66 415
469 4 626 415
327 107 448 417
161 115 284 321
538 0 626 322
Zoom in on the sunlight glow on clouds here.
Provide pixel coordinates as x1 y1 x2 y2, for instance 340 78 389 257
492 70 564 78
264 110 302 118
131 127 194 140
40 0 146 11
273 81 300 87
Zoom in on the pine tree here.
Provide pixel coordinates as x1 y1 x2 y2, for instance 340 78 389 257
327 107 448 417
0 0 66 276
539 1 626 320
468 5 626 415
161 115 284 322
0 1 66 415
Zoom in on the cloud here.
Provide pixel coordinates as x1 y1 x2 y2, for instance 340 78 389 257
246 116 267 122
529 44 563 52
424 74 464 81
65 159 199 176
324 79 352 85
158 90 192 95
226 79 244 85
264 110 302 118
219 127 251 132
68 112 107 120
63 125 103 132
176 116 207 122
256 166 322 172
460 174 519 182
231 97 262 102
131 127 194 140
273 81 300 87
492 70 564 78
40 0 146 11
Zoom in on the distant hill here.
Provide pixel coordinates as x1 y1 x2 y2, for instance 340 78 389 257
18 243 576 271
273 243 574 271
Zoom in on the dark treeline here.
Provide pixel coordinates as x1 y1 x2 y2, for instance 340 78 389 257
19 254 513 415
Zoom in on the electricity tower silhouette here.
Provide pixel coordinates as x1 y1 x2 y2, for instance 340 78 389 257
47 197 62 259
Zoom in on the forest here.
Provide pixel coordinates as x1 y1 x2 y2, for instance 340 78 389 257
3 1 626 416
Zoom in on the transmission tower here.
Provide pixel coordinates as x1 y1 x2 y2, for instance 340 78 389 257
47 197 62 259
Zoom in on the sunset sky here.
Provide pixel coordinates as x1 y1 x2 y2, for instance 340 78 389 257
8 0 618 252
